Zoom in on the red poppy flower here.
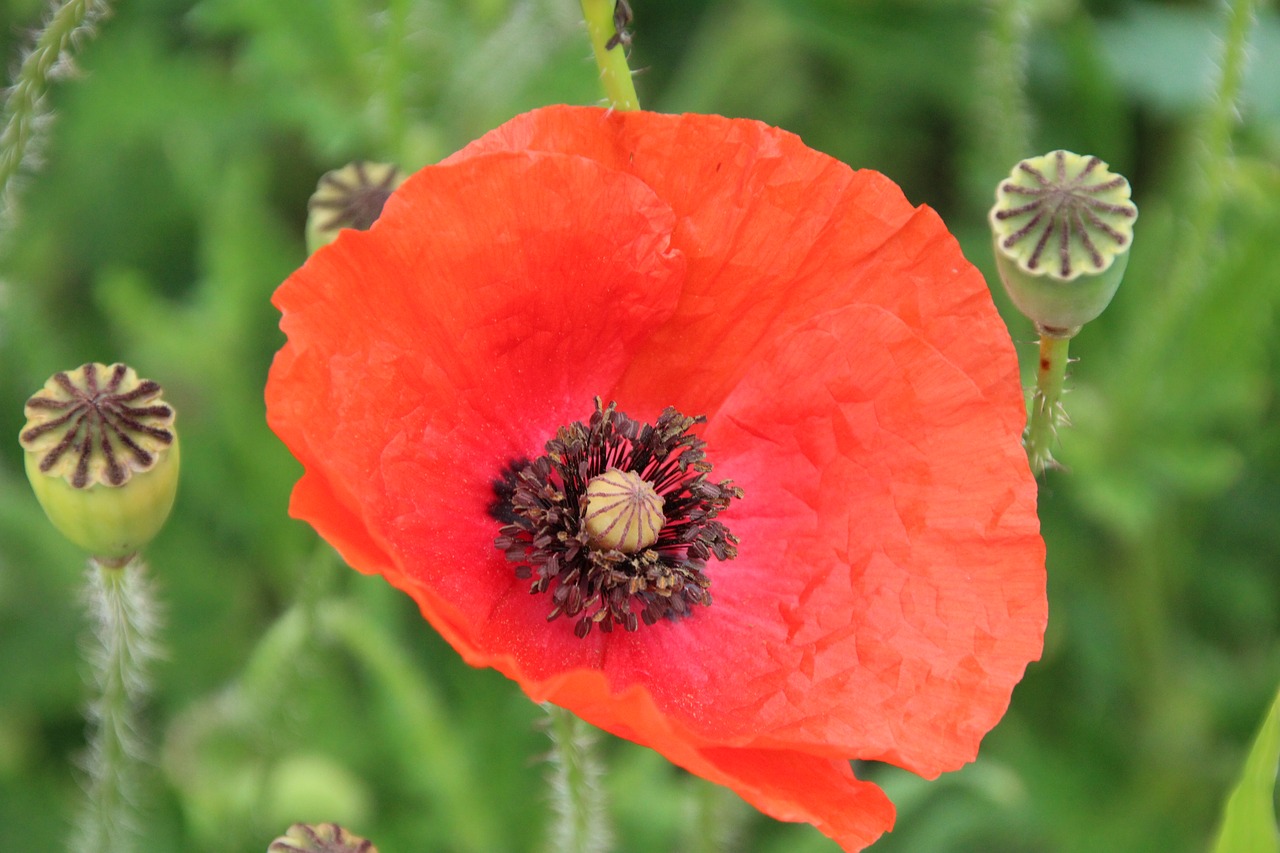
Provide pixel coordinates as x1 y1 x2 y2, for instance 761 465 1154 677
266 106 1046 851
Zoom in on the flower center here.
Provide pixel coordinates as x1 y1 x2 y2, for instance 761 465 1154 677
584 467 664 552
492 399 741 638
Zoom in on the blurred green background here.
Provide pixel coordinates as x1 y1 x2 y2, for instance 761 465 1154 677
1 0 1278 850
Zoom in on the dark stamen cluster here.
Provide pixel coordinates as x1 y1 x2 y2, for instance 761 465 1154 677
493 399 742 639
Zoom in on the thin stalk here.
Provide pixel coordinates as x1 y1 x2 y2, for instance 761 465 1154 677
543 704 612 853
975 0 1033 174
681 777 745 853
378 0 412 160
73 556 163 853
1123 0 1259 388
1024 332 1071 475
0 0 111 226
579 0 640 110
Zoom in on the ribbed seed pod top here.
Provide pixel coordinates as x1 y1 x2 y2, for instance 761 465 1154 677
990 150 1137 335
19 363 179 561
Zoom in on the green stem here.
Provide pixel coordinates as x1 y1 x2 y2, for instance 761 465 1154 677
976 0 1033 171
0 0 110 225
579 0 640 111
378 0 412 160
73 556 162 853
544 704 612 853
1122 0 1258 388
317 600 499 853
1024 331 1072 475
1201 0 1257 185
682 777 745 853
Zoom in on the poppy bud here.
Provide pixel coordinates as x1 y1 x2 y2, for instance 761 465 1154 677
306 161 403 254
267 823 377 853
19 363 179 563
990 150 1137 335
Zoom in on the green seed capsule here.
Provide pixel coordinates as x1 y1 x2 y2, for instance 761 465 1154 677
19 363 179 562
990 150 1137 335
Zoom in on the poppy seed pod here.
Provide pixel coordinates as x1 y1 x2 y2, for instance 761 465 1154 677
20 363 179 562
306 161 403 255
583 466 666 553
267 823 377 853
990 150 1137 335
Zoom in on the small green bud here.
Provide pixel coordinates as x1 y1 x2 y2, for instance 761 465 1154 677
20 363 179 562
990 150 1137 335
267 823 377 853
305 161 403 254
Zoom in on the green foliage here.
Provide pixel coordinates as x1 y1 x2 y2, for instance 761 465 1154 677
1 0 1278 851
1212 685 1280 853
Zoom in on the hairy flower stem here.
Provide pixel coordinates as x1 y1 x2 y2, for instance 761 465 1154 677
1125 0 1258 391
543 705 612 853
579 0 640 111
974 0 1033 177
1025 331 1071 475
0 0 111 227
682 779 745 853
74 556 162 853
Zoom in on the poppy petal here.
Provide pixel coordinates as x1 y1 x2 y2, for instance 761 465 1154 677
452 106 1015 418
697 746 894 851
698 303 1044 773
496 667 896 851
446 110 1044 778
268 149 685 640
453 303 1041 845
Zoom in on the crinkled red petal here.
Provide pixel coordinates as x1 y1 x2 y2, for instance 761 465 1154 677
505 668 895 851
268 149 685 644
451 107 1018 419
450 106 1044 768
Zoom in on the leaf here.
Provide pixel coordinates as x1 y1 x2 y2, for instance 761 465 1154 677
1212 686 1280 853
1095 5 1280 119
